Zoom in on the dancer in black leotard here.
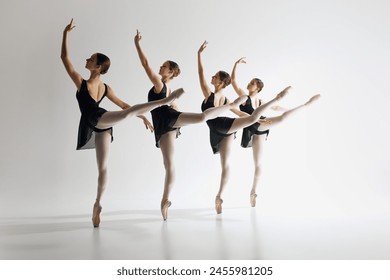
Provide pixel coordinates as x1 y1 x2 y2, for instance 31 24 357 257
61 19 183 227
201 92 235 154
134 31 245 220
239 97 269 148
231 57 321 207
198 41 290 214
148 83 182 148
76 79 113 150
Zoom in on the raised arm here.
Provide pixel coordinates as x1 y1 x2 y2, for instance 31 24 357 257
134 30 163 91
231 57 247 96
197 41 211 98
60 19 82 89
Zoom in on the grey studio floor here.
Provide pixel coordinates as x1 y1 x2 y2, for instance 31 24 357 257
1 201 390 260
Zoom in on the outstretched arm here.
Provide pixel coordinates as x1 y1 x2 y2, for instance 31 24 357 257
106 85 154 132
137 115 154 132
60 19 82 89
197 41 211 98
134 30 163 92
106 85 131 109
231 107 250 117
231 57 247 96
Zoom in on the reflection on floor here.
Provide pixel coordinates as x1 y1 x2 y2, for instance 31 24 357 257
1 206 390 260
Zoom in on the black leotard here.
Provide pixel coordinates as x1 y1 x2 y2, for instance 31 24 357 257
148 84 182 148
201 92 235 154
239 97 269 148
76 79 113 150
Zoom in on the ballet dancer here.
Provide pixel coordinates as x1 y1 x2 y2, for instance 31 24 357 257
134 31 245 220
231 57 320 207
198 41 290 214
61 19 183 227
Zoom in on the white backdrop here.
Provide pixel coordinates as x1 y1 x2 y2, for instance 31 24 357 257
1 0 390 253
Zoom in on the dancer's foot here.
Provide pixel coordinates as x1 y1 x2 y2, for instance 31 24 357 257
166 88 185 104
230 95 247 109
215 196 223 214
304 94 321 106
250 193 257 207
276 86 291 101
92 202 102 228
161 199 172 221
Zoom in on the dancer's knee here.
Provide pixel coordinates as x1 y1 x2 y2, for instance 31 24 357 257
221 163 230 175
98 167 108 178
254 164 262 176
163 159 174 172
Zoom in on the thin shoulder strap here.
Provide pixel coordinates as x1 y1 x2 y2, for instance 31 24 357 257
103 83 107 97
206 92 214 103
96 83 108 103
77 79 86 92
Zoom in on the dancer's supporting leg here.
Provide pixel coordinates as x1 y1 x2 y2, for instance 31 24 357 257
249 134 266 207
159 131 177 220
215 134 235 214
92 130 111 227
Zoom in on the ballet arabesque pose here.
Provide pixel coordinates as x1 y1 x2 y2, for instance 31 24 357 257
197 42 290 214
231 57 321 207
134 31 245 220
61 19 183 227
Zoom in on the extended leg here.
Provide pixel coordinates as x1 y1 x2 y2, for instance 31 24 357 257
159 130 177 220
256 94 321 130
172 95 247 127
227 87 291 133
96 88 184 129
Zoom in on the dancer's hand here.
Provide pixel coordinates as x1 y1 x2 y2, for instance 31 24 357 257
198 40 208 54
143 119 154 132
235 57 246 65
134 29 142 44
138 115 154 132
64 18 75 33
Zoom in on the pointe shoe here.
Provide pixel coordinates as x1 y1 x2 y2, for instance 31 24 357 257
161 200 172 221
215 196 223 214
276 86 291 101
305 94 321 106
250 193 257 207
92 203 102 228
169 88 185 102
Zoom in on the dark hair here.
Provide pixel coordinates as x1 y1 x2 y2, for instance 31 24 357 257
254 78 264 92
218 71 231 88
167 60 181 78
96 53 111 74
